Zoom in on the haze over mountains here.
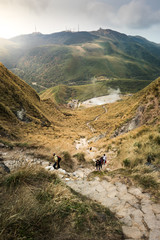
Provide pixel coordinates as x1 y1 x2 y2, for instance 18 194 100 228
0 28 160 92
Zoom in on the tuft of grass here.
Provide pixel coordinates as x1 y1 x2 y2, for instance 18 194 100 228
123 158 131 168
87 170 107 181
134 142 142 148
73 152 86 163
133 174 159 190
61 151 74 171
3 167 55 188
36 189 54 204
155 135 160 145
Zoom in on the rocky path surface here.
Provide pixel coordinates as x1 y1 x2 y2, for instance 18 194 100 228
1 144 160 240
54 167 160 240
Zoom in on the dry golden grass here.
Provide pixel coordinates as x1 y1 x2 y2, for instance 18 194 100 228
0 63 159 199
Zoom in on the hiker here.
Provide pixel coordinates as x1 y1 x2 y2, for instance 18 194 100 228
96 159 101 171
100 157 104 169
57 155 61 169
53 153 58 169
103 154 106 165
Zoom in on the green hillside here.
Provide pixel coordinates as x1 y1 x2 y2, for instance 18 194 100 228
40 79 152 105
0 29 160 92
0 62 50 138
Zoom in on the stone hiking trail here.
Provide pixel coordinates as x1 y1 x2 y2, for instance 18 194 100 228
55 166 160 240
1 144 160 240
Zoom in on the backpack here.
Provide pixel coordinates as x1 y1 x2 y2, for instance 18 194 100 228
58 156 61 161
100 157 103 164
96 159 100 166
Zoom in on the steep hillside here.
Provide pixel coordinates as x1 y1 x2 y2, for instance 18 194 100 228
92 77 160 135
0 29 160 92
87 78 160 172
0 63 50 138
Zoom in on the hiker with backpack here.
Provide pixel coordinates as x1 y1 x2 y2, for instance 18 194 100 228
53 153 61 169
103 154 106 165
57 155 61 169
100 156 104 169
96 159 100 171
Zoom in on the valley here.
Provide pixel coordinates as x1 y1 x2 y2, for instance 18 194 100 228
0 29 160 240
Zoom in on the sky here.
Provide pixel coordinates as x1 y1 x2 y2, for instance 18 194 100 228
0 0 160 43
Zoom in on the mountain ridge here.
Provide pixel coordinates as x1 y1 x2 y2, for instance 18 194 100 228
0 28 160 92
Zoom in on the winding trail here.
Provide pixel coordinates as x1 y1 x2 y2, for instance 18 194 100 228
57 167 160 240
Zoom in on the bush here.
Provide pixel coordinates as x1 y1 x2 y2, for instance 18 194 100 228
62 151 72 161
149 134 153 140
155 136 160 145
133 174 159 189
134 142 142 148
62 151 74 170
73 152 86 162
123 158 131 167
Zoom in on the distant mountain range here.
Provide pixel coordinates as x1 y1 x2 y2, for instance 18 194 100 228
0 28 160 92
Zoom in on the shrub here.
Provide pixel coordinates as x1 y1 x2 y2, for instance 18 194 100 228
155 136 160 145
62 151 74 170
134 142 142 148
73 152 86 162
62 151 72 162
149 135 153 140
123 158 131 167
134 174 159 189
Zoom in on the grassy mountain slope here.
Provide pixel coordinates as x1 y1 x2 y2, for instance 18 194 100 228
92 77 160 134
0 29 160 92
12 41 159 92
0 62 51 138
10 31 99 47
91 78 160 169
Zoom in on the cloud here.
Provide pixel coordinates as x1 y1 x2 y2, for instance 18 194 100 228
0 0 52 13
1 0 160 29
115 0 160 29
0 0 160 42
